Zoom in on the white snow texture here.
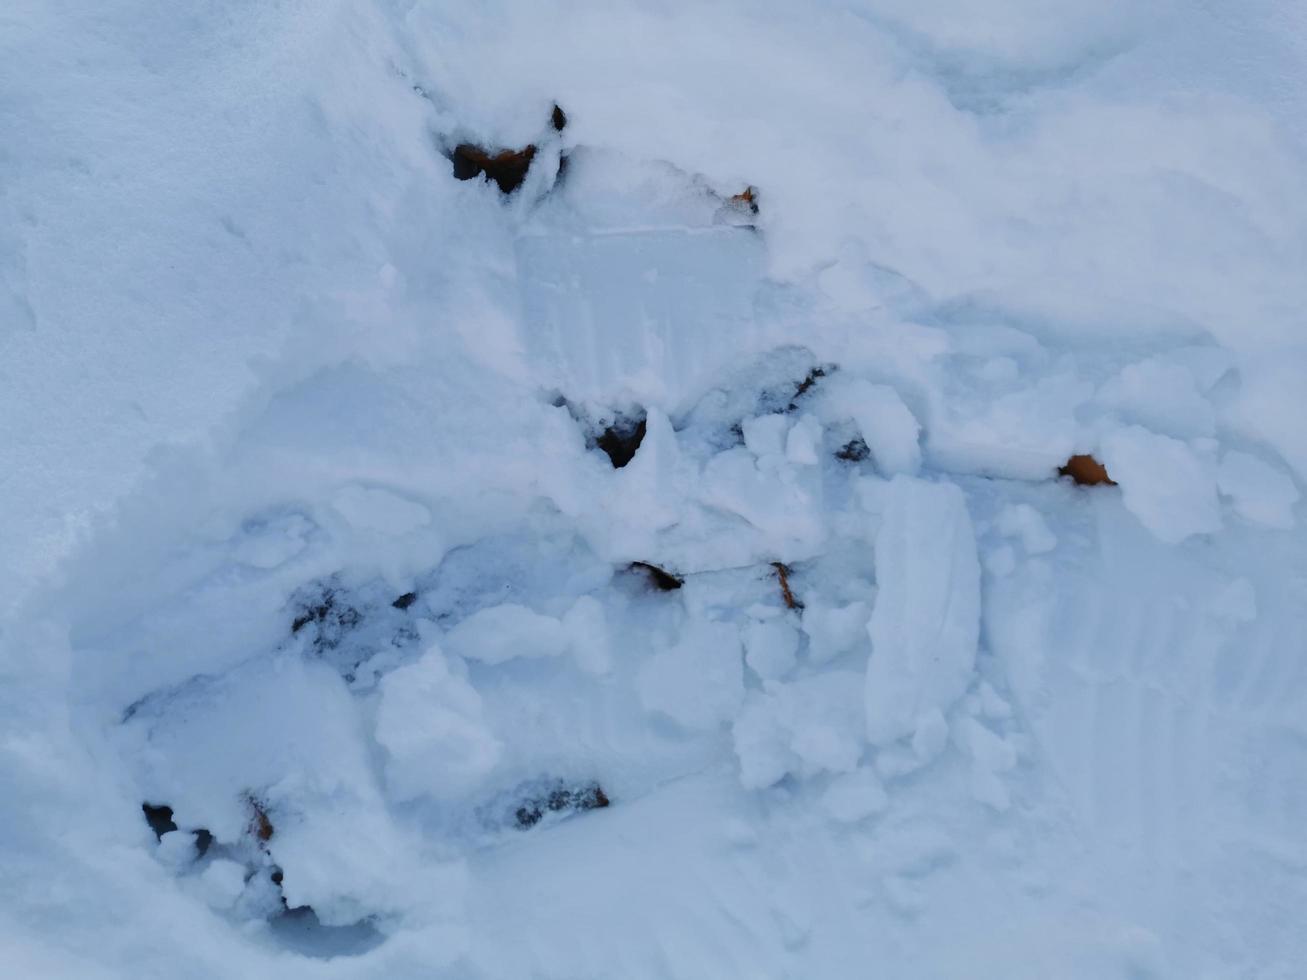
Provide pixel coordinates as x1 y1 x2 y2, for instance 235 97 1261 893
2 2 1306 978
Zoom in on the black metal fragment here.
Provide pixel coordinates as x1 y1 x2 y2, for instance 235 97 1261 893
289 584 363 650
515 782 610 830
787 366 829 411
596 414 647 468
630 561 684 591
452 143 538 194
835 437 869 462
142 803 178 840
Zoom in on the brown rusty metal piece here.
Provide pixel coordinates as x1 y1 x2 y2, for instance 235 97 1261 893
1059 454 1116 486
771 561 803 611
247 795 274 843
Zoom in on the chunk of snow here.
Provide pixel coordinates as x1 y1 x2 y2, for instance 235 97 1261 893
743 618 799 680
785 414 822 466
977 681 1013 721
954 716 1018 774
1217 451 1299 529
721 817 758 848
562 595 612 675
801 599 870 664
742 413 789 459
865 477 981 745
870 709 950 780
699 448 824 552
331 485 432 535
1210 577 1258 623
375 645 501 801
983 543 1017 577
156 830 199 869
976 357 1019 384
733 671 866 788
821 769 889 824
198 859 248 910
953 717 1018 812
637 619 744 731
910 708 951 765
926 373 1089 481
443 604 569 665
1096 358 1214 438
1098 427 1222 544
995 503 1056 555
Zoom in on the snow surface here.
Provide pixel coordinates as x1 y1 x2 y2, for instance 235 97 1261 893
3 1 1307 977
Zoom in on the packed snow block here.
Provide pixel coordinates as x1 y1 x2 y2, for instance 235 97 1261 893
733 671 866 788
442 603 569 664
785 414 822 465
699 446 824 554
156 829 204 868
801 599 870 664
562 595 612 675
1217 450 1300 528
925 371 1091 481
376 645 501 802
199 859 248 910
331 484 432 535
1096 356 1216 438
821 768 889 824
995 503 1057 554
516 228 764 410
1098 427 1221 543
743 618 800 680
742 413 788 458
952 715 1017 812
637 619 744 730
864 476 981 746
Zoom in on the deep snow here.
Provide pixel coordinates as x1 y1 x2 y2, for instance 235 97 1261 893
3 2 1307 978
